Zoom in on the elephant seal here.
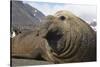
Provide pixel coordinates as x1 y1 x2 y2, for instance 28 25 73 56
11 10 96 63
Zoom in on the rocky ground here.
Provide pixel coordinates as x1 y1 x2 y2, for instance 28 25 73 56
11 58 53 67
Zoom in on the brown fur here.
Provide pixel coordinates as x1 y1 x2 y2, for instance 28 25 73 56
12 10 96 63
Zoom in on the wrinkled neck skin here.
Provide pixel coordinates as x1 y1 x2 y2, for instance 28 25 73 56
37 15 96 63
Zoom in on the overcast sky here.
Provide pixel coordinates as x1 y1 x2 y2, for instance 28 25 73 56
23 1 97 23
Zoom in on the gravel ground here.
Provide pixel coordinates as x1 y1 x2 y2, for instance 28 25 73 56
11 58 53 67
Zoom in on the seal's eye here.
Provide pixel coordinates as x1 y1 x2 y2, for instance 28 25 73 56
59 16 66 21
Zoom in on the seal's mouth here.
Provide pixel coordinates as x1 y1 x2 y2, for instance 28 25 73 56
45 29 64 52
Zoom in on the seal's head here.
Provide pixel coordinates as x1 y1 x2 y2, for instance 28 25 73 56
44 10 96 58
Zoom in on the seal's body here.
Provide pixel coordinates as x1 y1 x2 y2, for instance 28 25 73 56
12 10 96 63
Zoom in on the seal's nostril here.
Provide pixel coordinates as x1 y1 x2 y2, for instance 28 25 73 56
59 16 66 21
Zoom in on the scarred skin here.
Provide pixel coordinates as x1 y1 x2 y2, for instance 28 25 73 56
11 10 96 63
